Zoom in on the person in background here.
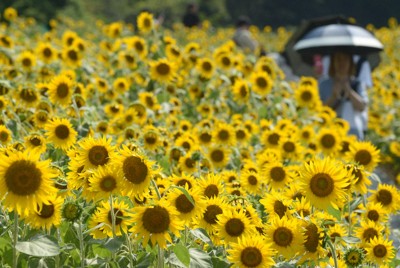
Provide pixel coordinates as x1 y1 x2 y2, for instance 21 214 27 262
182 3 200 28
318 52 368 140
233 16 265 56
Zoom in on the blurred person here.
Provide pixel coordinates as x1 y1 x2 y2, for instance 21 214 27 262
182 3 200 28
233 16 265 56
318 52 368 140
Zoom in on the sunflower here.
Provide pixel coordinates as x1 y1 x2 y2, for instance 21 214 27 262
316 128 342 156
24 134 46 154
0 125 12 145
260 191 290 218
361 202 389 224
104 103 124 118
18 51 36 70
45 118 77 151
169 173 196 189
137 12 154 33
212 122 236 146
118 50 137 68
196 129 213 146
88 164 126 201
196 58 215 79
290 197 311 218
0 150 57 216
299 157 349 210
343 247 365 268
250 71 273 96
130 198 184 249
295 84 320 109
197 196 229 234
89 199 134 239
345 141 380 171
215 208 254 245
207 145 230 169
327 223 348 246
16 87 40 108
36 42 57 63
178 154 198 174
47 75 74 107
76 136 116 170
262 161 291 190
279 137 301 160
227 235 275 268
354 220 384 245
347 165 371 195
197 173 225 198
112 146 155 195
365 236 395 266
265 216 304 260
368 184 400 213
22 195 63 231
62 46 82 67
298 220 326 265
149 58 176 84
240 170 262 195
113 77 130 94
261 129 282 148
128 36 148 59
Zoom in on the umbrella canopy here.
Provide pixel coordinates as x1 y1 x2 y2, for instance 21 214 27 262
293 24 384 54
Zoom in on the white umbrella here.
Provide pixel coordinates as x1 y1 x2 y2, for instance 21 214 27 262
293 24 383 54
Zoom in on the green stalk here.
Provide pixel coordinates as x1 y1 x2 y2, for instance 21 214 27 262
125 234 135 268
77 220 85 268
151 179 162 200
157 245 164 268
12 212 18 268
109 195 116 238
326 240 338 268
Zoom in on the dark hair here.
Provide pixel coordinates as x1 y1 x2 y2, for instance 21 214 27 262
328 52 355 77
236 16 251 27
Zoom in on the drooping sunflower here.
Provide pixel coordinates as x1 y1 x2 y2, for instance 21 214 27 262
299 157 349 210
130 198 184 249
89 199 134 239
297 220 326 265
0 125 12 145
354 220 384 245
149 58 176 84
216 208 255 244
137 12 154 33
365 236 395 266
112 145 155 195
345 141 380 171
45 118 77 151
22 195 63 231
227 235 275 268
0 150 57 216
368 184 400 213
265 216 304 260
88 164 126 201
76 136 116 170
47 75 74 107
250 71 273 96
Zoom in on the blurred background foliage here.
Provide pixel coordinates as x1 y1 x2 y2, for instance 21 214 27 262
1 0 400 29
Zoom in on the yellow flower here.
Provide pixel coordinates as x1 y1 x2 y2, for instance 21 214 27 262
48 75 74 107
216 208 255 244
45 118 77 151
137 12 154 34
345 141 380 171
3 7 18 21
368 184 400 213
149 58 176 84
251 71 273 96
0 125 12 145
365 237 395 266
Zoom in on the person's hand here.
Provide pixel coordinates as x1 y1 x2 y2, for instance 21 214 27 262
332 79 344 99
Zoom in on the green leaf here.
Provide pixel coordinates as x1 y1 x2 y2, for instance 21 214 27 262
258 106 268 118
0 237 11 252
16 234 60 257
174 244 190 267
135 252 155 268
190 228 213 247
189 248 213 268
327 205 341 220
171 186 195 206
341 236 361 244
211 256 231 268
103 237 124 252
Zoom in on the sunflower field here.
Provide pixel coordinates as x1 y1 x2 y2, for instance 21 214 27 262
0 7 400 268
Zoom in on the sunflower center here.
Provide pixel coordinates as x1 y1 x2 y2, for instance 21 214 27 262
239 86 248 97
22 58 32 67
340 141 350 153
363 228 378 242
367 210 379 222
352 168 363 184
67 50 78 61
57 83 69 98
273 200 287 218
175 194 194 213
107 208 123 226
236 130 246 140
302 131 310 139
142 206 170 233
156 63 170 76
204 204 223 224
218 130 229 141
55 124 70 139
211 150 224 163
240 247 262 267
200 133 212 143
354 150 372 166
283 141 295 153
256 77 267 88
202 61 212 71
376 189 392 206
30 137 42 146
185 158 195 169
123 156 148 184
135 42 144 52
181 141 191 151
373 244 387 258
100 175 117 192
273 227 293 247
346 251 361 264
143 18 151 28
38 203 55 219
221 56 230 66
20 88 37 103
0 131 9 142
204 185 219 198
248 175 258 185
301 90 312 101
88 146 109 166
310 173 334 197
125 54 135 63
145 135 157 145
321 134 335 148
225 218 245 237
176 179 192 189
270 167 285 182
43 48 52 58
304 223 319 252
5 160 42 196
267 133 280 145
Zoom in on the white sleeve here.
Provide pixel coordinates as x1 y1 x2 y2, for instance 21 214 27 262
358 62 373 88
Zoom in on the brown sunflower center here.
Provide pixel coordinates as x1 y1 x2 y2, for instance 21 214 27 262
200 133 212 143
267 133 280 145
55 124 70 140
43 48 52 58
240 247 262 267
123 156 148 184
304 223 319 252
354 149 372 166
135 41 144 52
363 228 378 242
0 131 9 142
38 203 55 219
321 134 335 148
181 141 191 151
175 194 194 213
67 50 78 61
143 18 151 28
367 210 379 222
204 185 219 198
176 179 192 189
107 208 123 226
310 173 334 197
273 200 287 218
225 218 245 237
270 167 286 182
57 83 69 98
273 227 293 247
283 141 295 153
202 61 212 72
22 58 32 67
204 204 223 225
125 54 135 63
376 189 392 206
373 244 387 258
88 146 109 166
185 158 195 169
301 90 312 101
30 137 42 146
221 56 231 66
142 206 170 233
5 160 42 196
247 175 258 185
346 251 362 264
256 77 267 88
100 175 117 192
145 135 157 145
156 63 170 76
211 149 224 163
20 88 38 103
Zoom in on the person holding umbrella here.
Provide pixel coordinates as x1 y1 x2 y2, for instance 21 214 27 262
319 51 368 140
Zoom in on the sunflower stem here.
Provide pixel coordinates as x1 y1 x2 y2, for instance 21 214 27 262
348 193 352 236
77 219 85 268
151 179 162 200
326 240 338 268
109 195 117 238
12 211 18 268
125 234 135 268
157 245 164 268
